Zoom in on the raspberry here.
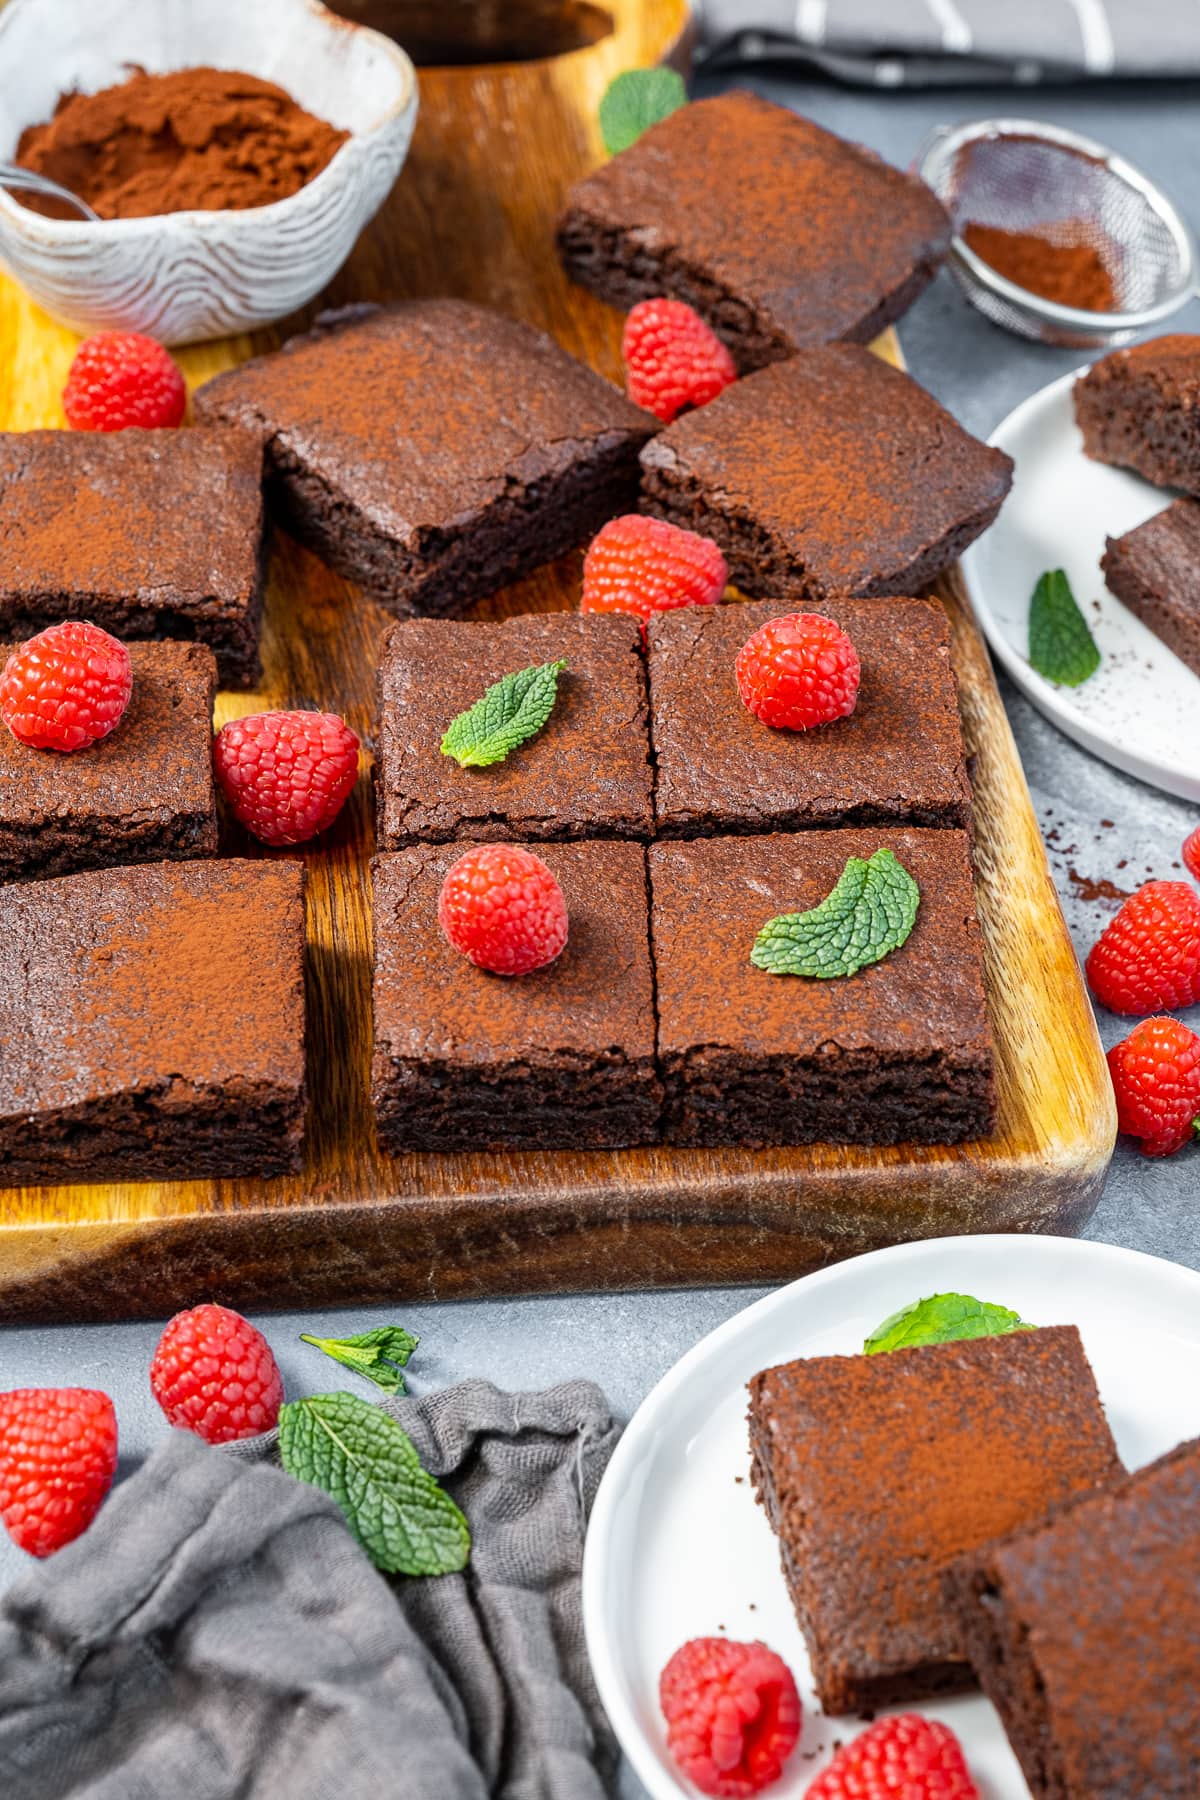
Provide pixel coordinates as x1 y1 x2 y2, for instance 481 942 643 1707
806 1714 980 1800
0 620 132 752
582 514 727 632
1184 825 1200 884
1084 880 1200 1014
0 1388 118 1557
150 1303 284 1444
214 709 360 847
659 1637 801 1799
735 611 861 731
623 298 737 423
1107 1015 1200 1157
63 331 187 431
438 844 569 976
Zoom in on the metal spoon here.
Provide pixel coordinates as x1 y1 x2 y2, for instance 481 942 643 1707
0 165 100 221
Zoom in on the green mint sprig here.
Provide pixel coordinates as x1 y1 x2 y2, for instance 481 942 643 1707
750 848 920 979
278 1391 470 1577
440 660 567 769
864 1292 1035 1354
599 68 687 155
300 1326 419 1395
1028 568 1101 687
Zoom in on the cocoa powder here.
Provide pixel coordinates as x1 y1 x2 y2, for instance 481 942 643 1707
15 65 349 220
963 220 1117 312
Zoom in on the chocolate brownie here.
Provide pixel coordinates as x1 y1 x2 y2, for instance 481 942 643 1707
0 640 218 882
748 1327 1122 1715
1101 498 1200 677
640 347 1013 602
557 91 951 371
1075 334 1200 493
0 859 307 1184
951 1436 1199 1797
372 840 660 1152
648 598 971 837
376 612 652 846
649 828 995 1147
0 428 265 688
193 301 657 618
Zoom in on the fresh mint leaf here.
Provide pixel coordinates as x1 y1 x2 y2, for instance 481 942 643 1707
1028 568 1101 687
440 660 567 769
750 848 920 979
599 67 687 155
864 1292 1035 1354
300 1326 419 1395
278 1391 470 1576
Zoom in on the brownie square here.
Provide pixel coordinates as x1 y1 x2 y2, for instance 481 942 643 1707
1101 498 1200 677
748 1327 1122 1715
0 640 218 883
0 859 307 1184
648 598 971 837
376 612 652 847
649 828 995 1147
557 90 951 371
1075 333 1200 494
951 1436 1199 1797
371 841 660 1152
0 428 265 688
640 347 1013 602
193 301 657 618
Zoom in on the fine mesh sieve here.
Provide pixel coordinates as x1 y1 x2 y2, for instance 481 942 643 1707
918 118 1199 349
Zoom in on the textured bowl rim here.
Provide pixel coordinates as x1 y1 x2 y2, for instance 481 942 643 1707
0 0 417 242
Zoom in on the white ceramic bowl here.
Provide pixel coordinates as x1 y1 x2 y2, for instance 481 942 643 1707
0 0 418 344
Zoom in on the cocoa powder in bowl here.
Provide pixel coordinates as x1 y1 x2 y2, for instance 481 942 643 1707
14 65 349 220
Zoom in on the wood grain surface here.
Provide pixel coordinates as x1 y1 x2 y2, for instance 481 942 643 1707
0 0 1116 1324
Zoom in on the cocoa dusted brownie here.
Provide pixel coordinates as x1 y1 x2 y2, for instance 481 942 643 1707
0 640 218 882
0 428 265 688
1075 334 1200 493
747 1327 1122 1715
376 612 652 847
951 1436 1199 1797
640 347 1013 602
557 90 951 371
649 828 995 1147
1101 498 1200 676
648 598 971 837
372 840 660 1152
193 301 657 618
0 859 307 1184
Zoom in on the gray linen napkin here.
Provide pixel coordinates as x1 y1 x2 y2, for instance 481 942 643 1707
699 0 1200 85
0 1378 619 1800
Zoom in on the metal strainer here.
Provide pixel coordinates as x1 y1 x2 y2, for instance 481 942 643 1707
918 118 1198 349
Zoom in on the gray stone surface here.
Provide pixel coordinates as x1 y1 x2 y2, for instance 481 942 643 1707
1 68 1198 1798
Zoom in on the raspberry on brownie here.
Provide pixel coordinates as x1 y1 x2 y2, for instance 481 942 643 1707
639 347 1013 603
193 301 657 619
1074 334 1200 493
557 90 951 371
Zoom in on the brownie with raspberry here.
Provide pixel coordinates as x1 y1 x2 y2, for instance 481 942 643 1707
747 1326 1122 1715
1101 498 1200 677
371 840 660 1151
192 301 657 618
1075 334 1200 494
0 859 307 1183
951 1435 1199 1797
648 598 971 837
0 640 218 882
375 612 652 847
649 828 995 1146
0 428 265 688
640 347 1012 603
557 90 951 371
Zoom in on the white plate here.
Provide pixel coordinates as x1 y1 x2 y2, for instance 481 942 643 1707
960 371 1200 803
584 1234 1200 1800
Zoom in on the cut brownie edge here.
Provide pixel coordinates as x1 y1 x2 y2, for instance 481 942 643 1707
0 812 217 886
0 590 263 691
373 1054 662 1154
1101 503 1200 678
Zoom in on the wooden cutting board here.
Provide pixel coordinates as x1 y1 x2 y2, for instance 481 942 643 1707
0 0 1115 1323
